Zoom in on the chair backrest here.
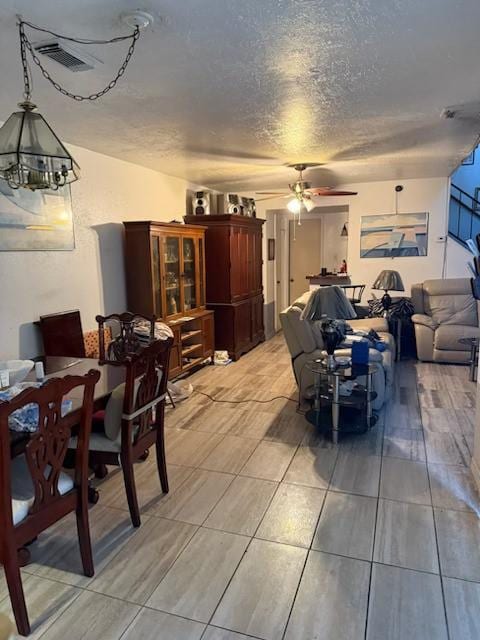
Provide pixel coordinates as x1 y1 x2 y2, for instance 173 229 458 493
39 310 86 358
342 284 366 304
96 312 156 364
120 337 173 449
416 278 478 327
0 370 99 531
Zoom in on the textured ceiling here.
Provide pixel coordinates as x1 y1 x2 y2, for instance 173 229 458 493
1 0 480 190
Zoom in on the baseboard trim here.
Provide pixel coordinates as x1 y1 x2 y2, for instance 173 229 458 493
471 456 480 494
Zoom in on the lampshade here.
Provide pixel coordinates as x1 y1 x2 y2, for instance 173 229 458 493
303 197 316 212
372 270 405 292
0 101 79 191
287 198 302 214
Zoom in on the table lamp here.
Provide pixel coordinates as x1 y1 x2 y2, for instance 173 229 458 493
372 270 404 316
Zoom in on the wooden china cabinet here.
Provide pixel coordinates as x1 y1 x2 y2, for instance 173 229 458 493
184 214 265 360
123 221 214 378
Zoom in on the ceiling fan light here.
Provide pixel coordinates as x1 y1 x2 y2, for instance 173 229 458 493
287 198 302 214
304 197 316 212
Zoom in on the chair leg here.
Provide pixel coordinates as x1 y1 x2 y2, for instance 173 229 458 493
121 457 141 527
93 463 108 479
156 425 169 494
4 546 30 636
167 389 176 409
76 492 94 578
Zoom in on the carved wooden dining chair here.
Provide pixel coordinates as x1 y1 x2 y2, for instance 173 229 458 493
0 370 100 636
77 337 173 527
96 312 175 409
96 312 156 364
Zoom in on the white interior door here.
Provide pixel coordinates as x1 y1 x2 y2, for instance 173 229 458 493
289 218 323 303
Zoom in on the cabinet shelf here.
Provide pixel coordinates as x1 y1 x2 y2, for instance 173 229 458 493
181 329 202 341
182 356 204 371
182 343 203 357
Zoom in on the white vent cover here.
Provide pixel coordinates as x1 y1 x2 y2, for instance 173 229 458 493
33 40 102 72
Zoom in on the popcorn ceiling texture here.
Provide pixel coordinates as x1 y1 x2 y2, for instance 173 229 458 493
0 0 479 190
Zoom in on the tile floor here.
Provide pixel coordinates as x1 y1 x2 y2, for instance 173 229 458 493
2 334 480 639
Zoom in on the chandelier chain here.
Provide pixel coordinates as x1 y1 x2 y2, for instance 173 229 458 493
18 20 140 103
19 22 32 101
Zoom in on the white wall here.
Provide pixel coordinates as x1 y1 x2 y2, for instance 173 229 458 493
254 176 450 308
445 237 472 278
0 144 201 359
346 177 450 298
317 210 348 273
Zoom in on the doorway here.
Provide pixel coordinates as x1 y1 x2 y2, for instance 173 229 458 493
288 208 349 304
289 218 323 302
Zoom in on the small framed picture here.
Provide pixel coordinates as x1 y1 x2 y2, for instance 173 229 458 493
268 238 275 261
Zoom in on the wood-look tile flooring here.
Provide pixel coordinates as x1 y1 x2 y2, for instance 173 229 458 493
2 334 480 639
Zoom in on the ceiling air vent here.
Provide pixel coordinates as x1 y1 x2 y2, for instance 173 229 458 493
33 40 102 72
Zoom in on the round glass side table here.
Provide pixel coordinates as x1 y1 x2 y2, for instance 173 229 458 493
305 358 379 444
459 337 479 382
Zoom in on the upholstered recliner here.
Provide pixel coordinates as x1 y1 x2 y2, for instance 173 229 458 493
411 278 480 363
280 291 395 411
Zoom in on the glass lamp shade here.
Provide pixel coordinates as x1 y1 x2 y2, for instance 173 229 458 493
303 197 316 212
372 270 405 292
287 198 302 214
0 103 79 190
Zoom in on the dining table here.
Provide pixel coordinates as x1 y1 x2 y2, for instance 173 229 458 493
9 356 126 457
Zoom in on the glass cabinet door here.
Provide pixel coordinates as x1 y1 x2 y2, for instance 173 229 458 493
164 236 181 316
182 237 197 311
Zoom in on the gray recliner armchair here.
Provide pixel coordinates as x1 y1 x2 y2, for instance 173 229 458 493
411 278 480 363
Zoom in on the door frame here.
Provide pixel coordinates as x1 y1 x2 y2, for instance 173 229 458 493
274 211 290 330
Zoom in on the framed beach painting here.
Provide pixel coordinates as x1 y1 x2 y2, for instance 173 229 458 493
360 212 428 258
0 180 74 251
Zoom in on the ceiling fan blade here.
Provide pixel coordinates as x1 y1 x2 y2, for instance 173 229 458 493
255 191 289 195
307 188 358 196
255 195 292 202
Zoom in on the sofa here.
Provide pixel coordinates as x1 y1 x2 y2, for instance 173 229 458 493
411 278 480 363
280 291 395 411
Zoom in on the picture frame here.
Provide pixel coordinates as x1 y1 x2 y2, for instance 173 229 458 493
268 238 275 260
0 181 75 251
360 212 429 258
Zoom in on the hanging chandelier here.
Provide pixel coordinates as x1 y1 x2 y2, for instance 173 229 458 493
0 13 152 191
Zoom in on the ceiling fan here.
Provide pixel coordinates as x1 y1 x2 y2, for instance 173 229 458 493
256 163 357 215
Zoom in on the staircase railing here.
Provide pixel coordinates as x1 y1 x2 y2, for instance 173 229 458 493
449 183 480 247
